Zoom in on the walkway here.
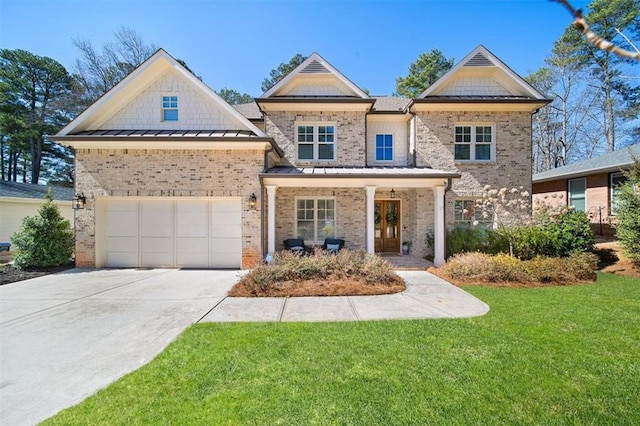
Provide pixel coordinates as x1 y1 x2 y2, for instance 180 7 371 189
200 270 489 322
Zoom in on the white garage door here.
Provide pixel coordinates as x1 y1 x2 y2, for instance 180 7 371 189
104 198 242 268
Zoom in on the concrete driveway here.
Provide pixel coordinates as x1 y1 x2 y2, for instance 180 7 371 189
0 268 240 426
0 268 488 425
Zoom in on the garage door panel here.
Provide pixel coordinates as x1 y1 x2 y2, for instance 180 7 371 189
106 236 137 253
106 252 139 268
211 238 242 254
211 224 241 238
141 202 173 237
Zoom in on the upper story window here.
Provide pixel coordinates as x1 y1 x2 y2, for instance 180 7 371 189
568 177 586 212
296 123 335 161
454 125 494 162
162 95 178 121
375 134 393 161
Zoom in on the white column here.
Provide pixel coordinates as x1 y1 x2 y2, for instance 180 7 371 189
433 186 446 266
365 186 377 254
266 185 277 255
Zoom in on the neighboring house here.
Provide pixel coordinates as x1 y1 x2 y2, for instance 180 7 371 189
532 144 640 236
52 46 548 269
0 182 74 244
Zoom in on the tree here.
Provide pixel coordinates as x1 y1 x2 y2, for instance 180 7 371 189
261 54 307 93
10 189 74 269
615 158 640 265
558 0 639 152
73 27 157 105
217 88 253 105
527 34 602 172
0 49 74 183
395 49 454 98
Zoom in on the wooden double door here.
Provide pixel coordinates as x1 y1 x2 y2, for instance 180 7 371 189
374 200 400 253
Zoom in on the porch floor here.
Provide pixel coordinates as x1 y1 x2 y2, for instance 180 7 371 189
380 253 433 270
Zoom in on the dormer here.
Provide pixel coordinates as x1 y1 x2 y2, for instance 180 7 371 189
256 53 374 112
412 45 550 112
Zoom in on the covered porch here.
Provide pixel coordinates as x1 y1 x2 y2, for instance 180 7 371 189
259 166 459 266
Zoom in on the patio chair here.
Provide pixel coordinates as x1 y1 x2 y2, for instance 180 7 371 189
322 238 345 254
283 238 310 255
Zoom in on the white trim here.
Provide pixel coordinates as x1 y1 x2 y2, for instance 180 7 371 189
161 93 179 122
294 196 336 245
262 52 369 98
610 172 626 216
433 186 446 266
59 140 273 151
365 186 376 254
453 123 496 163
266 185 277 254
0 197 72 205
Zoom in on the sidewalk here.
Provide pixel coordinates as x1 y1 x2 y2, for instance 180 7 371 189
200 270 489 322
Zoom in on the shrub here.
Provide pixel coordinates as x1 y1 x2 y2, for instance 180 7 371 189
440 252 597 285
445 227 508 258
237 249 401 296
10 190 74 269
518 205 595 259
615 160 640 265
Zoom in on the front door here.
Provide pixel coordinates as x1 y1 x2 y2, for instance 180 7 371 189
374 200 400 253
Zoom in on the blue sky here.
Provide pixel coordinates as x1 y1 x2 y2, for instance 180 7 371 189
1 0 591 96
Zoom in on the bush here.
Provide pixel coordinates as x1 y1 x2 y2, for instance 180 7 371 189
445 227 508 258
615 161 640 265
10 190 74 269
237 249 401 296
441 252 597 285
446 206 595 260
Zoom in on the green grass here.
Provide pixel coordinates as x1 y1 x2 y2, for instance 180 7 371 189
46 273 640 425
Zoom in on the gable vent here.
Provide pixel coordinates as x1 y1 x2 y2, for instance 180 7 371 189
300 60 331 74
464 53 494 67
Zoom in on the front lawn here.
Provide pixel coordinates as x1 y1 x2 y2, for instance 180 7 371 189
46 273 640 425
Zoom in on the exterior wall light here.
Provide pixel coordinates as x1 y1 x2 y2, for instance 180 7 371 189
72 193 87 210
390 189 396 199
249 193 257 210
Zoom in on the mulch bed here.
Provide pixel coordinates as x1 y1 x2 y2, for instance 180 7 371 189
229 276 406 297
1 264 74 286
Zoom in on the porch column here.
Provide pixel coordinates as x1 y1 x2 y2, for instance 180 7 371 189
266 185 277 255
365 186 376 254
433 186 446 266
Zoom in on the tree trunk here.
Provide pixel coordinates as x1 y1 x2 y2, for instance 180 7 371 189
0 137 5 181
603 58 615 152
29 135 42 184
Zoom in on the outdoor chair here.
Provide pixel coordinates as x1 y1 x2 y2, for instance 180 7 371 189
322 238 345 254
283 238 310 255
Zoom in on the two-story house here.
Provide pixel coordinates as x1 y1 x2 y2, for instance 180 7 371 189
52 46 548 269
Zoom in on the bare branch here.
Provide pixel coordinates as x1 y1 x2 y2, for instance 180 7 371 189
552 0 640 61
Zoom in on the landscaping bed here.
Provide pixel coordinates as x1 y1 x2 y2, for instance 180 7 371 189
1 263 74 286
229 249 405 297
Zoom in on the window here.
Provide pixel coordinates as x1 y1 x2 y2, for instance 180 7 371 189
375 134 393 161
610 172 628 215
454 125 494 161
568 178 586 212
454 199 492 227
296 124 335 160
162 95 178 121
296 198 335 243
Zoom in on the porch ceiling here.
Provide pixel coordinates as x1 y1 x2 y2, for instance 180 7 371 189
260 166 459 188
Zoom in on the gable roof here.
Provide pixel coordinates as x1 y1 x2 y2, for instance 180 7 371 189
533 144 640 183
371 96 412 113
261 52 369 98
0 182 74 201
233 102 263 120
58 49 265 137
417 45 547 101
